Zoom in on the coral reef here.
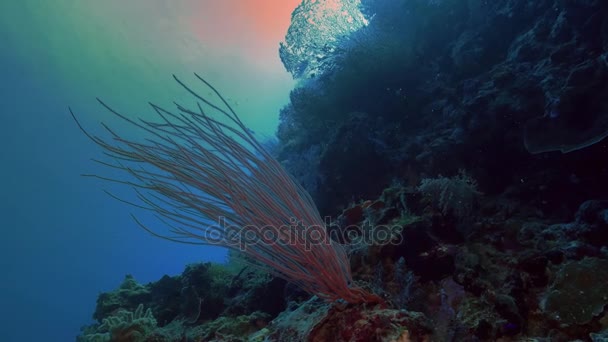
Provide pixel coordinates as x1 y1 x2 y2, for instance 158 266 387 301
79 186 608 341
78 0 608 340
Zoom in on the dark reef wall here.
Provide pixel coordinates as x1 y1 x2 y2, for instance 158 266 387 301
277 0 608 219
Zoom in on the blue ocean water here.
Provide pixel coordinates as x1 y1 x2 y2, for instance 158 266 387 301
0 53 227 341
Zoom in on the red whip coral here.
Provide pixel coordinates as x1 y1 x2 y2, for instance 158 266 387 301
72 74 381 304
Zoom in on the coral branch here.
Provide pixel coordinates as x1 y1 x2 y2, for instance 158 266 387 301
72 74 381 304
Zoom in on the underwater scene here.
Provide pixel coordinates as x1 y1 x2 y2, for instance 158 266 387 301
2 0 608 341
